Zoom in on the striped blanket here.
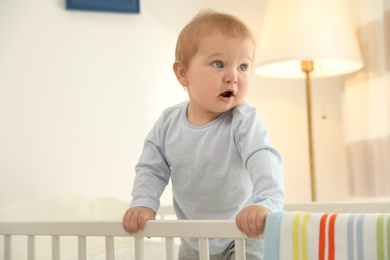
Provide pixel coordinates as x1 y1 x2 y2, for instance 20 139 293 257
264 211 390 260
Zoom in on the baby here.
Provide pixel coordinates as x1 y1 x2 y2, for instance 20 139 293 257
123 10 285 259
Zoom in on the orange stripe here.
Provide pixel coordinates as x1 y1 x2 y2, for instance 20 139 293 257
328 214 338 260
319 214 329 260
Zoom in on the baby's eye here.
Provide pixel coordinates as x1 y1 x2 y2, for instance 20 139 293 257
238 64 248 71
212 61 223 68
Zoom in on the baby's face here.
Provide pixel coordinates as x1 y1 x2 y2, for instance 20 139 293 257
184 33 253 123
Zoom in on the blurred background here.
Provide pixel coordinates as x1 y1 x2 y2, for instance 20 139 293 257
0 0 389 208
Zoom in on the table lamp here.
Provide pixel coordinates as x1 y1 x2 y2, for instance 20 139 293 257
255 0 364 201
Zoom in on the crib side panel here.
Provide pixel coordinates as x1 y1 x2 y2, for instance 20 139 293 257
0 220 252 260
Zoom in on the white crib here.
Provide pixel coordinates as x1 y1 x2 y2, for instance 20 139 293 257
1 195 389 260
0 219 251 260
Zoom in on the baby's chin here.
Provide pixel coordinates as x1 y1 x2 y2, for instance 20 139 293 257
215 101 241 113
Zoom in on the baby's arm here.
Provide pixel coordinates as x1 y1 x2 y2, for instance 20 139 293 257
122 206 156 234
235 205 270 238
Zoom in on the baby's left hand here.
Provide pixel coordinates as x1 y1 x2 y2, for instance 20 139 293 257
235 205 270 238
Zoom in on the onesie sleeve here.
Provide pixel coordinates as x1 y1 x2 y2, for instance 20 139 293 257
233 103 285 212
130 115 171 213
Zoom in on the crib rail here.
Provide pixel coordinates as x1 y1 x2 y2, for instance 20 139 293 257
0 220 260 260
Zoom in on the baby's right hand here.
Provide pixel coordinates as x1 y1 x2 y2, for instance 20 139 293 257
122 206 156 234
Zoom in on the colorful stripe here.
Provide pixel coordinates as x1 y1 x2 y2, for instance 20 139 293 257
319 213 329 260
387 215 390 260
301 213 311 260
318 213 338 260
377 214 385 260
291 212 312 260
264 211 390 260
293 212 303 260
263 211 285 260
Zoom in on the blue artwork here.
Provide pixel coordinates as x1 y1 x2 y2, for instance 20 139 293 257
66 0 140 14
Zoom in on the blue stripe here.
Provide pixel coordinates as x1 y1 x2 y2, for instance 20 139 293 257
264 211 285 260
357 214 365 260
347 214 356 260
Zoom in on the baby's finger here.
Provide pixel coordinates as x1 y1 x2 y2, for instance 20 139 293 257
129 211 141 233
122 210 128 231
239 215 252 237
247 211 260 237
137 211 153 230
123 210 135 233
235 212 243 231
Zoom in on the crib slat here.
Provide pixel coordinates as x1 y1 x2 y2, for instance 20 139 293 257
4 235 11 260
28 235 35 260
105 236 115 260
235 238 246 260
52 235 60 260
135 237 144 260
78 236 87 260
199 238 210 260
165 237 174 260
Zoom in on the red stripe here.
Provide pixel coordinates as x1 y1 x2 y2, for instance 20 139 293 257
319 214 329 260
328 214 338 260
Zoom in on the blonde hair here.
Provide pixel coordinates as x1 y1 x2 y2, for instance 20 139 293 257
175 10 256 68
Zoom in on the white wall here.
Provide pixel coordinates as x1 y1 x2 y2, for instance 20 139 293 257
0 0 349 209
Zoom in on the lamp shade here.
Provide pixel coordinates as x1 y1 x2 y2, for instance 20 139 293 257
255 0 363 78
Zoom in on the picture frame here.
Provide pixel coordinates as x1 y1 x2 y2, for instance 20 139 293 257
66 0 140 14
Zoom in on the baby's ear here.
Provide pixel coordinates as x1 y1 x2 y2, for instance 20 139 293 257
173 61 189 87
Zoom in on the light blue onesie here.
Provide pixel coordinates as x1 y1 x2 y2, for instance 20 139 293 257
130 100 284 255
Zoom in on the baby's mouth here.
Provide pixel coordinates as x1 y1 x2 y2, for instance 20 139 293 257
220 91 234 98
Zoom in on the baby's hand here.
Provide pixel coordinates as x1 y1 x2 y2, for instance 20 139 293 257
122 206 156 234
235 205 270 238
